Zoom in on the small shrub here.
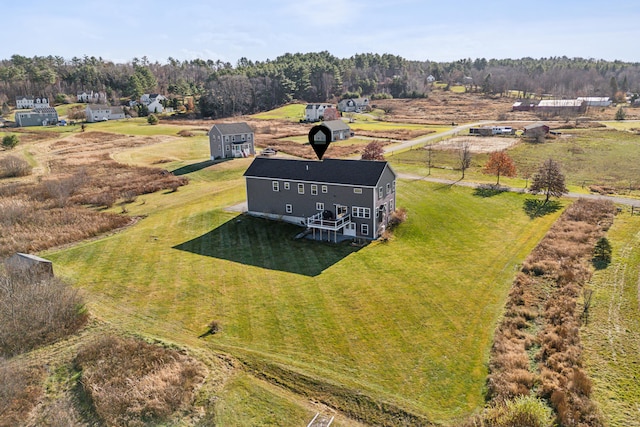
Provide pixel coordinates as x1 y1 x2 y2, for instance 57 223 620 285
592 237 612 269
484 395 554 427
388 207 407 229
147 114 159 125
0 155 32 178
2 135 19 150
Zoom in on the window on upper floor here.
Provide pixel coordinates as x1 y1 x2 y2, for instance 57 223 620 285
285 204 292 213
272 181 279 192
284 182 290 190
322 185 328 193
298 183 304 194
311 185 318 195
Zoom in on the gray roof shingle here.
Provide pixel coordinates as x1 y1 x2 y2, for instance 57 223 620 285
211 122 253 135
244 157 391 187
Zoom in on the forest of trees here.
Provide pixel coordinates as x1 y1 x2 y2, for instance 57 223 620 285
2 52 640 119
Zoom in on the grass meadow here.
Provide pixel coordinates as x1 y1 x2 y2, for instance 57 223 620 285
388 128 640 196
251 103 306 121
45 138 560 423
581 213 640 427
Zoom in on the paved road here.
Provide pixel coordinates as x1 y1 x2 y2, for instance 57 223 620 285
398 173 640 207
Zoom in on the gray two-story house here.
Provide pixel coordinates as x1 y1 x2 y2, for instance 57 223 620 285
209 122 255 160
243 157 396 241
14 107 59 127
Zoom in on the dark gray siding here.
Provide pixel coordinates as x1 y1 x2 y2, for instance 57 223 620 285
246 177 383 238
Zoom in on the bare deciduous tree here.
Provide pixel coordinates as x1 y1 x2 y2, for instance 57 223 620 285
458 141 472 179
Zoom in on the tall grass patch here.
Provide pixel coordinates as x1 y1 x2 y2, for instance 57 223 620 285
75 335 207 426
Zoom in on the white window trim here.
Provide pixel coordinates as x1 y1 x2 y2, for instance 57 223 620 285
353 188 362 194
322 185 328 193
284 182 290 190
272 181 279 192
379 187 383 198
298 183 304 194
316 202 324 211
285 204 292 213
311 184 318 195
352 206 371 219
361 224 369 235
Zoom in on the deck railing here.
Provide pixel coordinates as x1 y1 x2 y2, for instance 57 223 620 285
306 212 351 231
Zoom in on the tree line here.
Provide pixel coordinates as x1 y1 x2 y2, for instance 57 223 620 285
2 53 640 118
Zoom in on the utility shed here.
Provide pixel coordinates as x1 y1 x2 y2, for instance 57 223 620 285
4 253 54 279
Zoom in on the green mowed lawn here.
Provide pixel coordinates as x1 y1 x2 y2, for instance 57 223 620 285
582 213 640 427
45 158 559 422
252 103 306 121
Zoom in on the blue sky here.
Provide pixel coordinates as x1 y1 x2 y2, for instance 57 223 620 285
4 0 639 64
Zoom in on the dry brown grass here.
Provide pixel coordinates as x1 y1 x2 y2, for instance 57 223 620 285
75 335 206 427
0 359 44 427
487 199 614 425
0 273 88 357
0 131 188 257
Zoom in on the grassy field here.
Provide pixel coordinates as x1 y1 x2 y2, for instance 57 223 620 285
44 141 559 423
581 213 640 426
387 128 640 196
251 103 306 121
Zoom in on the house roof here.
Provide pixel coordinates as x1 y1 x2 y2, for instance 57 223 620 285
538 99 583 107
524 122 549 130
320 120 350 132
244 157 392 187
211 122 253 135
86 104 122 113
577 97 610 102
10 253 52 264
16 107 57 116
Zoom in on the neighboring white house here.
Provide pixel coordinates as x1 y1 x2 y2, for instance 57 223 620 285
304 104 333 122
16 96 49 109
427 75 436 83
577 97 612 107
140 94 166 113
85 104 125 122
77 91 107 103
337 97 369 113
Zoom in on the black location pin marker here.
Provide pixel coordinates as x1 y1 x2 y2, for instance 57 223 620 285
308 124 331 160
